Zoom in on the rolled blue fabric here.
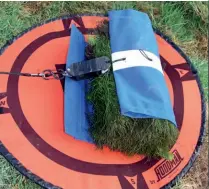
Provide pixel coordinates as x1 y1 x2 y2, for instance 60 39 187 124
64 24 93 142
108 9 177 126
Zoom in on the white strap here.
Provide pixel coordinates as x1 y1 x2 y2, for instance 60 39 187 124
112 50 163 74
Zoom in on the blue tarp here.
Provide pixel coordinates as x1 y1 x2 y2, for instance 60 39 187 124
109 9 176 126
64 24 93 142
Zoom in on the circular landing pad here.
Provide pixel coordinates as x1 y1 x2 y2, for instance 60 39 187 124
0 15 206 189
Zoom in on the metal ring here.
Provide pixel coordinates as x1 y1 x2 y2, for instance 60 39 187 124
42 70 53 80
53 69 65 80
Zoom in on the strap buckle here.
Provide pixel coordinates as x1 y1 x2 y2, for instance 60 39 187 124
66 56 111 80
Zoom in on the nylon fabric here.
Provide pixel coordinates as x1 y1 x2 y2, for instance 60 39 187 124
108 9 177 126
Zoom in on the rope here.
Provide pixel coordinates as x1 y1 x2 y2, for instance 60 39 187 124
0 69 67 80
0 71 36 77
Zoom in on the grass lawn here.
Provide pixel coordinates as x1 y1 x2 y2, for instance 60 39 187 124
0 1 208 189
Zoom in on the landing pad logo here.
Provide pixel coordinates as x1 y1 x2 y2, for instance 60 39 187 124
155 150 183 181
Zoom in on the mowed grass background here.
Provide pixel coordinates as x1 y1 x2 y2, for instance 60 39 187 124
0 1 208 189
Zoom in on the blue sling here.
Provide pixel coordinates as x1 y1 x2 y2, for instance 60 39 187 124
64 10 176 144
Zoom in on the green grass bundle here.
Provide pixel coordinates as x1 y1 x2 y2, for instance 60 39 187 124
86 27 179 160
